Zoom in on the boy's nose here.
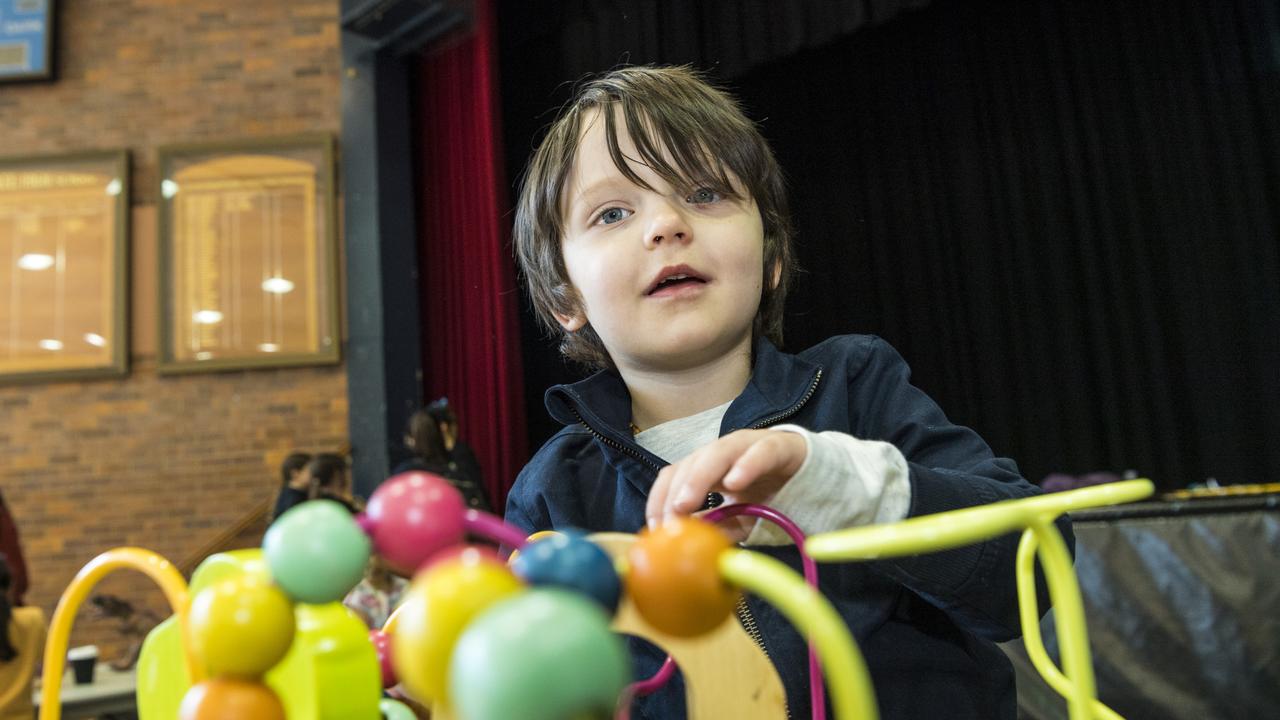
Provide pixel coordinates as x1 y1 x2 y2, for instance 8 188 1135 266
644 204 692 248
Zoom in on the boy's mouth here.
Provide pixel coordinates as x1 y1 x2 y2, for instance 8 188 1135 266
646 264 708 295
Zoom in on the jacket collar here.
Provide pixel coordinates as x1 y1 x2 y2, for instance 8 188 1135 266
544 336 823 443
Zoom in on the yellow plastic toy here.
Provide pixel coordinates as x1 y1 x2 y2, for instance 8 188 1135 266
134 548 382 720
39 548 196 720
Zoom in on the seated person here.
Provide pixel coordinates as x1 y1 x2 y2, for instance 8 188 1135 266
307 453 361 514
426 398 486 502
394 406 492 512
0 557 45 720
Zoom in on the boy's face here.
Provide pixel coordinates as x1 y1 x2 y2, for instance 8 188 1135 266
556 109 767 373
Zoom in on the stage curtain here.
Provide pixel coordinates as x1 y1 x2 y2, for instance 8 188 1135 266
416 0 527 510
500 0 1280 488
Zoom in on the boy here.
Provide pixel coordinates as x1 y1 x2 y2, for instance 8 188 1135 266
506 65 1069 719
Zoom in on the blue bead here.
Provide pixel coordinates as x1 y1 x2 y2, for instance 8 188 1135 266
511 532 622 614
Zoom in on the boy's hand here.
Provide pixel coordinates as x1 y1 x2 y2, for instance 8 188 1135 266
645 429 808 542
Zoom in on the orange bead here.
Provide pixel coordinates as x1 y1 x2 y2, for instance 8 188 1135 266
626 516 740 637
178 678 286 720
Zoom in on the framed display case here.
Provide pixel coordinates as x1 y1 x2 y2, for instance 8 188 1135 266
0 150 129 383
157 134 340 373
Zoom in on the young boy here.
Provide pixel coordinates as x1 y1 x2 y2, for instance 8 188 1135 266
506 65 1069 719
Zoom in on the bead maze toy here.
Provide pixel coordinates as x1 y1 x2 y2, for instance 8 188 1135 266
35 471 1153 720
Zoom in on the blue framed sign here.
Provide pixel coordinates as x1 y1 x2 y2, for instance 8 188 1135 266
0 0 53 82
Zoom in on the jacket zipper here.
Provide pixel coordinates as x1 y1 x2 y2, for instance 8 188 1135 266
734 595 793 719
567 406 662 470
746 368 823 431
735 368 819 720
573 368 822 719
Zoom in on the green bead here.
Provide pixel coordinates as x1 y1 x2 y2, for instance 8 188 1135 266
263 500 371 604
378 698 418 720
449 589 629 720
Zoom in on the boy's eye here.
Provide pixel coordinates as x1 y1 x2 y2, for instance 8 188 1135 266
595 207 632 225
686 188 722 205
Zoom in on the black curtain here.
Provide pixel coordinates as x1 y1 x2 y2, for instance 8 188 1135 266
499 0 1280 489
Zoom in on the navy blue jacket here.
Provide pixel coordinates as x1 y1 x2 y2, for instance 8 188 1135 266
506 335 1071 719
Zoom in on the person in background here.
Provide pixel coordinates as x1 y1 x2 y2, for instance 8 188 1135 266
426 397 485 496
0 493 26 607
307 452 361 514
271 452 312 521
0 557 45 719
395 406 492 512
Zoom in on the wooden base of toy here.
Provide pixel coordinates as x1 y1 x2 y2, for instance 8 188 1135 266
592 532 788 720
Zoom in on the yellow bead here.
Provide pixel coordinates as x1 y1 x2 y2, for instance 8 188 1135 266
188 575 296 678
392 552 523 704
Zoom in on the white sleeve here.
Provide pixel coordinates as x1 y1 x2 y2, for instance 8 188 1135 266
741 424 911 547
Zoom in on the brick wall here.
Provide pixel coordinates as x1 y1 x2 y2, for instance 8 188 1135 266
0 0 347 661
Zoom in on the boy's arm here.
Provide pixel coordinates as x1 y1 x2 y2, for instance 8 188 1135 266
504 457 560 536
504 486 537 536
737 427 910 545
648 337 1068 641
848 337 1071 640
757 429 1057 641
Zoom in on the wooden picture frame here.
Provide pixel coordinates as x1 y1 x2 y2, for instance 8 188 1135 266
0 150 129 383
157 134 340 373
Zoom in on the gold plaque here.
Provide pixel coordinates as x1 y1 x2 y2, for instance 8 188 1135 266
158 135 339 373
0 150 128 383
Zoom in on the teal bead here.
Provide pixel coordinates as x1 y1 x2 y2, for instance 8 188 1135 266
378 698 418 720
449 589 629 720
263 500 371 604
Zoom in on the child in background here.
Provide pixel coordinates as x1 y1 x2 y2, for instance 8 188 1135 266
306 453 361 514
343 555 408 630
270 451 312 521
506 65 1071 719
0 557 45 720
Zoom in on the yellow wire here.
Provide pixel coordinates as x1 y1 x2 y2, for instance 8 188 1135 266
719 548 879 720
805 479 1154 561
39 548 196 720
1016 529 1123 720
1027 518 1095 720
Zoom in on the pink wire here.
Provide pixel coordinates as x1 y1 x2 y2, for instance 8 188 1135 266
615 503 827 720
702 503 825 720
630 656 677 696
462 509 529 554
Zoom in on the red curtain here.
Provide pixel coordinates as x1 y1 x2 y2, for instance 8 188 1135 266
416 0 527 511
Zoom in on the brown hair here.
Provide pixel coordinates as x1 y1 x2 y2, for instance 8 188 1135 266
513 65 795 369
306 453 348 499
279 451 311 486
405 407 449 464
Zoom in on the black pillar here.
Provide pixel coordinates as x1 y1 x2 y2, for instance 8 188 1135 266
339 29 421 498
338 0 469 498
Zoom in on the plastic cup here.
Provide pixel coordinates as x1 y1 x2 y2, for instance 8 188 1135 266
68 645 98 685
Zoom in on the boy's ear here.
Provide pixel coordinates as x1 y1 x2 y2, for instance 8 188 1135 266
552 283 587 331
553 309 587 332
769 259 783 290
